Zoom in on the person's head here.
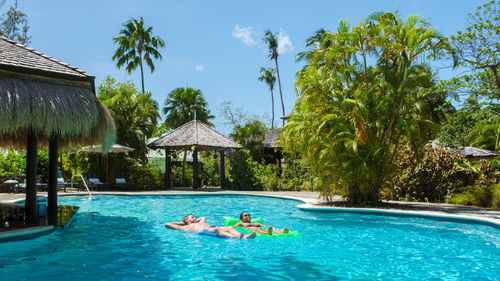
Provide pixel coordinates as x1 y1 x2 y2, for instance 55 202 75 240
183 214 196 225
240 212 251 223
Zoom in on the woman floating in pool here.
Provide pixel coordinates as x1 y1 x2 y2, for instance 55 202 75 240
165 214 256 239
234 212 289 235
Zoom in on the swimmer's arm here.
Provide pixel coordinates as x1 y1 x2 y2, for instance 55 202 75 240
195 217 206 223
164 222 184 230
234 221 244 227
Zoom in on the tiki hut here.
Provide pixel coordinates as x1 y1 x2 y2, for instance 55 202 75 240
0 37 115 226
450 147 499 161
148 120 242 189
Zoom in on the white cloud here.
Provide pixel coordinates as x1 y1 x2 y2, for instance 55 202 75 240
277 29 293 54
232 25 257 46
195 65 204 71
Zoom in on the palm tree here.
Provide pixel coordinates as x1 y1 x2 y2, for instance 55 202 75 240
263 30 285 125
163 87 214 185
258 67 277 129
112 17 165 94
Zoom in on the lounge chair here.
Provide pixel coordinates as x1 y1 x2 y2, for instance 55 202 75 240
57 170 72 191
85 174 105 190
114 171 136 188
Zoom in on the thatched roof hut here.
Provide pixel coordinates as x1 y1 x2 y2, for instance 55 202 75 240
148 120 241 150
148 120 241 189
263 128 281 148
0 36 115 227
450 146 499 161
0 36 115 151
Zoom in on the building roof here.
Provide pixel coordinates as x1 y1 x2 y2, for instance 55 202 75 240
263 128 281 148
0 36 92 80
148 120 242 150
0 37 115 150
450 146 499 159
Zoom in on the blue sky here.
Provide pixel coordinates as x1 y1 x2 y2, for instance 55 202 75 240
17 0 481 134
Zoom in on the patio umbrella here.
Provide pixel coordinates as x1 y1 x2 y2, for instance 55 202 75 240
80 144 134 182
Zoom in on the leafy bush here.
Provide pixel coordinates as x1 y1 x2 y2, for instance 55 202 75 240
127 163 162 190
385 145 478 202
447 184 500 208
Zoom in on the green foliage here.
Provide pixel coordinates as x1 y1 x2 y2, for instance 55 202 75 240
98 76 160 164
226 150 262 190
0 150 25 176
162 87 214 129
127 163 162 189
263 29 285 123
112 17 165 93
467 114 500 151
447 184 500 208
0 0 30 45
385 145 478 202
258 67 277 129
283 12 452 204
438 106 495 148
229 119 267 159
443 0 499 102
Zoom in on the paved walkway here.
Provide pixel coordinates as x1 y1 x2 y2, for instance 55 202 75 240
1 189 499 227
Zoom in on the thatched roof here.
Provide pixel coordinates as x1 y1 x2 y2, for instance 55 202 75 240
148 120 242 150
263 128 281 148
0 37 115 150
450 146 499 160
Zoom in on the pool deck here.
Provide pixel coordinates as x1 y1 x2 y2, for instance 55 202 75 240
1 189 499 241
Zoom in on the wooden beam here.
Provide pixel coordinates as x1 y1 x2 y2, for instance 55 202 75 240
25 131 38 226
220 151 225 189
48 134 58 226
165 148 171 189
192 147 199 190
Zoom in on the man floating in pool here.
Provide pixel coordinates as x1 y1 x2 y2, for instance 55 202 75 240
165 214 256 239
235 212 290 235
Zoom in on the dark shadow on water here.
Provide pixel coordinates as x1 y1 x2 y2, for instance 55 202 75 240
0 212 175 280
214 255 340 281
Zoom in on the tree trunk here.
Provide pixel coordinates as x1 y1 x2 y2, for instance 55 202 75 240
274 57 285 126
139 56 145 94
270 87 275 129
48 134 58 226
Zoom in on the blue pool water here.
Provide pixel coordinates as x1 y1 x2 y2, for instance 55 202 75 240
1 195 499 280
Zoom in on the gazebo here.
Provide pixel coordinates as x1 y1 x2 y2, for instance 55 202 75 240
0 37 115 226
148 120 242 189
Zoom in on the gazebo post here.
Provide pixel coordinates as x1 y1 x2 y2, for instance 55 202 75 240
165 148 171 189
48 134 58 226
193 147 199 190
25 131 38 226
219 150 225 189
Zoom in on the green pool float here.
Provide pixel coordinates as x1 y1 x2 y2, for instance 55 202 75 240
224 217 300 238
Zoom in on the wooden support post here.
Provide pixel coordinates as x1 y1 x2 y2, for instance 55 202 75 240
25 131 38 226
219 151 225 189
48 134 58 226
192 147 199 190
165 148 171 189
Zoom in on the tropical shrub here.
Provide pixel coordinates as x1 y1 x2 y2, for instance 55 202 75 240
282 12 452 204
447 184 500 208
127 163 162 190
384 145 478 202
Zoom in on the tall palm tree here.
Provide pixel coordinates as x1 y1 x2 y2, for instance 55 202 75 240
112 17 165 94
258 67 277 129
163 87 214 185
263 30 285 125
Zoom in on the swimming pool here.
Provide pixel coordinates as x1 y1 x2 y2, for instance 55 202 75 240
1 195 499 280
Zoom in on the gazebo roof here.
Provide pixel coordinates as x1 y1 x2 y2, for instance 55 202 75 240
0 36 92 79
450 146 499 160
0 37 115 150
148 120 242 150
263 128 282 148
